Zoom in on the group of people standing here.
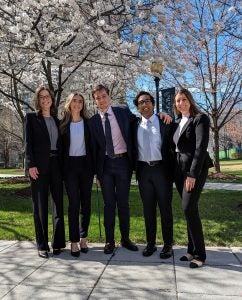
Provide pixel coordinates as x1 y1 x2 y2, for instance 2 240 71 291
25 84 212 269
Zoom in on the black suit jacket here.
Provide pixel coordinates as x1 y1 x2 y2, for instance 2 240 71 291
132 115 174 179
88 106 136 179
25 112 62 174
173 113 212 178
61 118 94 176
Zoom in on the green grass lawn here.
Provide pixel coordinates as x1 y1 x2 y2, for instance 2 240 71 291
219 160 242 166
0 180 241 246
0 168 24 175
1 159 242 182
208 159 242 183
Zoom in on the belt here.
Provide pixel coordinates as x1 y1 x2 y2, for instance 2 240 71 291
50 150 58 157
69 155 86 159
140 160 162 166
107 153 127 159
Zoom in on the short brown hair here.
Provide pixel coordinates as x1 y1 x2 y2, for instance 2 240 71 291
174 88 201 117
91 84 109 99
34 85 56 116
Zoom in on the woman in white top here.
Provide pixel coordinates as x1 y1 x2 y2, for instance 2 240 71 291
60 93 94 257
172 88 212 268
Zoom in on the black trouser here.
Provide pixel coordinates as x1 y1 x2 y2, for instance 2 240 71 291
64 156 93 243
100 156 132 243
174 154 207 262
31 156 66 251
137 161 173 246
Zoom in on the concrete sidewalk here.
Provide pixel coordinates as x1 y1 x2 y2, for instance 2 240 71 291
0 241 241 299
1 174 242 190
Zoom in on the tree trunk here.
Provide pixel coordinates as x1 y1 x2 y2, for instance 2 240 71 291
3 141 10 169
212 129 220 172
223 147 227 159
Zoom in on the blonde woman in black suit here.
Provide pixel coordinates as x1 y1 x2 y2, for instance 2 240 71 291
60 93 94 257
173 88 212 268
25 86 66 258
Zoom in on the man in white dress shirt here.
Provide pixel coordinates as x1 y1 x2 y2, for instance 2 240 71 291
133 91 174 258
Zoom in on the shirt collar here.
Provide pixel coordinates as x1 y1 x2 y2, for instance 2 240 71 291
99 106 113 118
141 113 156 124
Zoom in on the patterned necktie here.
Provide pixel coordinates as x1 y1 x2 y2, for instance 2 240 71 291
104 113 115 158
143 120 152 161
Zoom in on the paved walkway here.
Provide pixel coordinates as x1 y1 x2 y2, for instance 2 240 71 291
0 174 24 177
132 179 242 191
0 241 241 299
0 174 25 178
1 174 241 190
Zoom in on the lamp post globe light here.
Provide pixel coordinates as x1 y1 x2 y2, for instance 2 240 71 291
150 62 163 113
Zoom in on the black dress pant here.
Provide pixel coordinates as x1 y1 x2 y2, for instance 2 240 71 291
31 156 66 251
64 156 93 242
174 155 207 262
100 156 132 243
137 161 173 246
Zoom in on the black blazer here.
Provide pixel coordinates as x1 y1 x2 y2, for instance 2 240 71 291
61 118 94 176
25 112 62 174
132 115 174 179
173 113 212 178
88 106 136 179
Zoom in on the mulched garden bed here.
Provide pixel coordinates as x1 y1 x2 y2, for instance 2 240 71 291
3 177 30 184
208 172 241 181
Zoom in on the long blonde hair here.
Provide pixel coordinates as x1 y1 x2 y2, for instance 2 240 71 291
60 92 88 134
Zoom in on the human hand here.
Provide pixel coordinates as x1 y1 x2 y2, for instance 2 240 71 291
96 177 101 188
29 167 39 180
185 176 196 192
159 112 172 124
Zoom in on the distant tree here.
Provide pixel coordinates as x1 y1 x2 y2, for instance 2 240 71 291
157 0 242 172
0 106 23 168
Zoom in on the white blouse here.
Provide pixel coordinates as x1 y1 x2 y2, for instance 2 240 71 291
69 120 86 156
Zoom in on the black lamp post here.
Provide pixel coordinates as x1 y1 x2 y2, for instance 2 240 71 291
150 62 163 114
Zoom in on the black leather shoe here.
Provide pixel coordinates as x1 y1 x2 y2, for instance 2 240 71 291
180 253 194 261
80 238 88 253
80 247 88 254
104 242 115 254
121 238 138 251
71 243 80 257
53 249 61 255
71 250 80 257
189 259 204 268
143 244 157 257
160 245 173 259
38 250 49 259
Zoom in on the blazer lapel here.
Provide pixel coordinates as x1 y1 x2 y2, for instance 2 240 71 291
84 118 91 147
134 118 140 148
179 117 193 138
36 113 50 143
95 114 106 145
158 117 165 149
67 121 71 147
